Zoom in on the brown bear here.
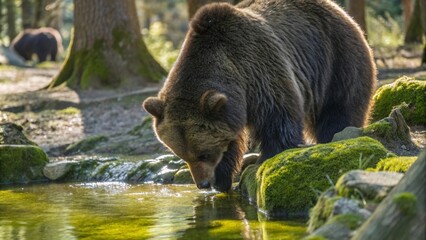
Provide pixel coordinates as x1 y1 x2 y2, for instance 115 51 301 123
143 0 376 192
11 27 63 63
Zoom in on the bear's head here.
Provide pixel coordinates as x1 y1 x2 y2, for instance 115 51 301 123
143 90 239 192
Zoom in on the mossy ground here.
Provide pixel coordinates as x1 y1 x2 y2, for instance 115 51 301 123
65 135 108 155
372 77 426 125
251 137 391 216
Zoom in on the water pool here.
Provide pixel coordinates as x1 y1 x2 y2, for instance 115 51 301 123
0 183 306 239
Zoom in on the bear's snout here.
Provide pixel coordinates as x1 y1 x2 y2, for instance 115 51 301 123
197 180 211 189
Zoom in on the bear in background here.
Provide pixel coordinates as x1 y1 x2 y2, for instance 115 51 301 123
143 0 376 192
11 27 63 63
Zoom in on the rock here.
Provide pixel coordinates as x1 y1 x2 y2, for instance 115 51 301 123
173 168 193 184
305 214 365 240
239 164 259 204
308 188 371 233
0 145 49 184
363 108 419 156
332 127 363 142
239 137 392 218
336 170 403 201
0 122 37 145
43 160 77 180
372 76 426 125
241 153 259 172
374 156 417 173
0 45 27 67
353 151 426 240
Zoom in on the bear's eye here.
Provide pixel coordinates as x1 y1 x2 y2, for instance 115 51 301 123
197 153 211 162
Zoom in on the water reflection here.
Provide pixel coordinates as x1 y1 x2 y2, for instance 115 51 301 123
0 183 305 239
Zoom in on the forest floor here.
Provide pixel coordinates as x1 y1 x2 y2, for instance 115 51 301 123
0 59 425 157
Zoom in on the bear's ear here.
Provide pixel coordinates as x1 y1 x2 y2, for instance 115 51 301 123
143 97 165 119
200 90 227 116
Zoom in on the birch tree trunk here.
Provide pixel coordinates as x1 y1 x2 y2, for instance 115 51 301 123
48 0 166 90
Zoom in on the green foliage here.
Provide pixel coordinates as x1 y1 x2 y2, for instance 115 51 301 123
372 77 426 125
367 10 403 48
375 156 417 173
254 137 391 216
142 22 180 71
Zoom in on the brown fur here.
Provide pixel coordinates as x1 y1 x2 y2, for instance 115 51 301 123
143 0 376 192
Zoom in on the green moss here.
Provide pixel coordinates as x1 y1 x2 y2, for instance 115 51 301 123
128 116 153 136
65 135 108 154
0 145 49 184
256 137 391 216
372 77 426 125
328 213 364 230
304 236 328 240
58 107 81 115
375 157 417 173
113 27 166 83
393 192 417 216
239 165 259 204
363 120 394 140
307 188 341 232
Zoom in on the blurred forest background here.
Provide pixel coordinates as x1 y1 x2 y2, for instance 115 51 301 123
0 0 425 157
0 0 425 73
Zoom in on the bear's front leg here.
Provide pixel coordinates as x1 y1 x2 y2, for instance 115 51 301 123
213 139 245 192
257 119 304 164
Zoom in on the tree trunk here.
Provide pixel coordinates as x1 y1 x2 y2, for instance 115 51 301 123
21 0 33 29
187 0 239 20
0 0 4 43
48 0 166 90
403 0 413 31
353 151 426 240
6 0 16 42
34 0 44 27
347 0 367 36
33 0 62 29
405 0 423 44
420 0 426 65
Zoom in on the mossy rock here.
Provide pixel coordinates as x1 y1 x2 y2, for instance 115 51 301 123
307 188 341 232
375 156 417 173
335 170 403 202
65 135 108 155
173 168 193 184
239 164 259 204
0 122 37 146
0 145 49 184
372 77 426 125
127 116 153 136
250 137 392 217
